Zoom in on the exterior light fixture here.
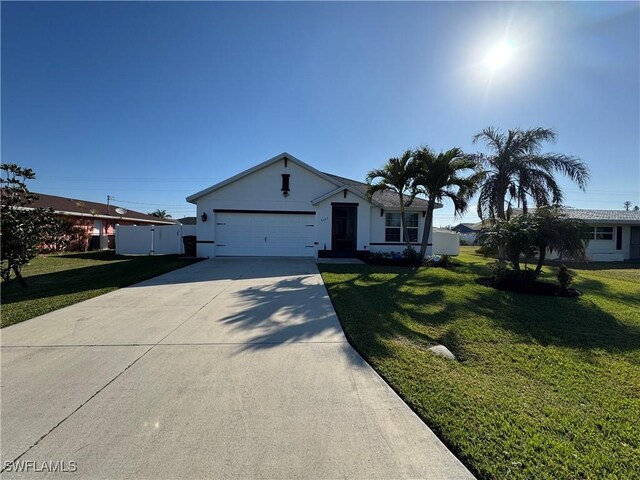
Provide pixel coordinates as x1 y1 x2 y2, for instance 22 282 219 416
201 212 208 222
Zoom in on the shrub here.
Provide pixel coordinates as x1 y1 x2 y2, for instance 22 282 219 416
402 248 420 264
425 254 452 268
557 264 573 293
489 259 510 285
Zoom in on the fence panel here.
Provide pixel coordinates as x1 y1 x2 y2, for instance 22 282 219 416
432 230 460 256
116 225 188 255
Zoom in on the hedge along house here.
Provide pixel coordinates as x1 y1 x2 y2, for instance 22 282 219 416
186 153 442 259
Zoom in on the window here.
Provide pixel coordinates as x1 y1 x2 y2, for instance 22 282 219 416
385 213 401 242
405 213 419 243
589 226 613 240
281 174 290 192
385 212 419 243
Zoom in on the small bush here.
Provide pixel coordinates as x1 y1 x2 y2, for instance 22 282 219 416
476 244 497 256
367 250 419 267
489 260 510 284
557 264 574 292
403 248 420 263
424 254 452 268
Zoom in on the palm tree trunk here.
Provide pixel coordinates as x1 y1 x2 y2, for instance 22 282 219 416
399 194 412 252
419 198 436 260
12 265 27 287
497 189 507 220
535 245 547 276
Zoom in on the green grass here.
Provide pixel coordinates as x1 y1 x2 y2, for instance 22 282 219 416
1 251 201 328
319 247 640 479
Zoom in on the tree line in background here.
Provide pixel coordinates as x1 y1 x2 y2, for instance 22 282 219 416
366 127 592 289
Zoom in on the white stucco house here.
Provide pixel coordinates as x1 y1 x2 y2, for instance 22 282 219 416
547 209 640 262
186 152 443 259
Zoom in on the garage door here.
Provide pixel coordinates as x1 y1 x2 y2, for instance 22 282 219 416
215 212 316 257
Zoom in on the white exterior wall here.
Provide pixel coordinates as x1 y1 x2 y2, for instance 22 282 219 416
547 223 631 262
190 156 441 259
193 159 338 258
368 207 433 257
315 190 372 252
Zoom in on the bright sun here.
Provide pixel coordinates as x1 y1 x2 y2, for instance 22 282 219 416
483 42 514 70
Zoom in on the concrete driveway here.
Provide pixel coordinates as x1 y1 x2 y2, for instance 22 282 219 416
1 258 473 479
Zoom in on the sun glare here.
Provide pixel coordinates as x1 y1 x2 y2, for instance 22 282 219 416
483 42 514 70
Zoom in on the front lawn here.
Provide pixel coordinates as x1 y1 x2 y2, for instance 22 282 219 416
320 247 640 479
1 251 201 328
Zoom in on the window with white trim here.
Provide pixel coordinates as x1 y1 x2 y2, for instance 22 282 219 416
589 226 613 240
385 213 401 242
385 212 419 243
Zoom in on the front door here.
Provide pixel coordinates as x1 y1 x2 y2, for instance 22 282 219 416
331 205 357 257
630 227 640 260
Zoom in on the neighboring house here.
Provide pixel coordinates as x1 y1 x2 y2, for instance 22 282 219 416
186 152 443 258
452 221 484 245
548 209 640 262
27 192 176 250
177 216 197 225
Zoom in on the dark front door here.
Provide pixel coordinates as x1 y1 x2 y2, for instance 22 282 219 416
631 227 640 260
331 205 357 256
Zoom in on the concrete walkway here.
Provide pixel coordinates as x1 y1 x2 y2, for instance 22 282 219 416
1 258 473 479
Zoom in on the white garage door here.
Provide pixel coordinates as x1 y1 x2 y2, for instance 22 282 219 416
215 212 316 257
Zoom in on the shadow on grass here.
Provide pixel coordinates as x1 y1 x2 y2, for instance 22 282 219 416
320 264 640 355
546 259 640 271
1 255 199 306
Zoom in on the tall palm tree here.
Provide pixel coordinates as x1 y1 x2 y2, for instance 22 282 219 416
366 150 418 252
624 201 632 211
472 127 589 220
413 147 480 259
149 209 171 219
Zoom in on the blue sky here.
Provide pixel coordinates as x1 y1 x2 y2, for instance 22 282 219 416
2 1 639 224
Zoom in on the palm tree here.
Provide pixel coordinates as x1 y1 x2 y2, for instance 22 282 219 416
532 207 588 275
149 209 171 219
413 147 480 259
366 150 418 252
472 127 589 220
624 201 632 211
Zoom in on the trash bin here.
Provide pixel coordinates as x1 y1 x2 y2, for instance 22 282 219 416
182 235 197 257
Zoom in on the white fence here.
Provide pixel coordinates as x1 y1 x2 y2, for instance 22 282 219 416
432 229 460 256
116 225 196 255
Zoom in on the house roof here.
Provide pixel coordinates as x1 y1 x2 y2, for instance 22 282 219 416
177 216 197 225
559 208 640 225
452 222 479 232
186 152 343 203
322 173 442 210
512 207 640 225
25 192 177 225
185 152 441 210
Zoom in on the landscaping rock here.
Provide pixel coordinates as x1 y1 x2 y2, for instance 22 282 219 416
428 344 456 361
